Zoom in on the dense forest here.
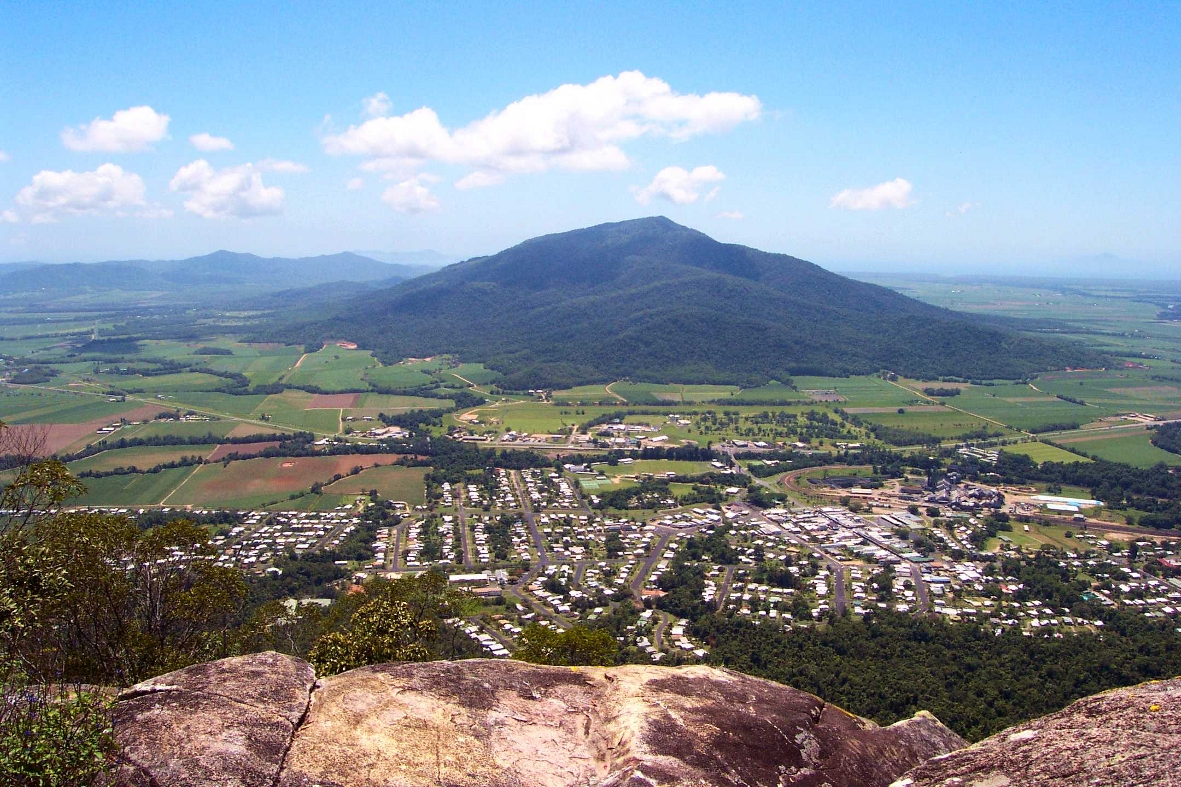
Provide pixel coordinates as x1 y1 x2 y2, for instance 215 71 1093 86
271 218 1101 388
696 609 1181 742
1151 422 1181 456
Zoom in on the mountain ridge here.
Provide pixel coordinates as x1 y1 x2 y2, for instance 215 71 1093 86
0 250 422 301
292 217 1103 387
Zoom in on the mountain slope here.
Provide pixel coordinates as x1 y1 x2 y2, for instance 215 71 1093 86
301 217 1103 387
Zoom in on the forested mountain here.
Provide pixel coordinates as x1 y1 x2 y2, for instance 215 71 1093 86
294 217 1103 388
0 251 418 300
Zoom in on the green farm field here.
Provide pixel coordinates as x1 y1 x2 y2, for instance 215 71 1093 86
68 444 219 474
282 346 377 390
323 466 428 504
1001 442 1091 464
167 455 396 509
70 466 195 507
1051 429 1181 468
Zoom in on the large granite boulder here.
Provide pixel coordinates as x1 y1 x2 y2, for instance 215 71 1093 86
111 651 315 787
895 676 1181 787
111 653 965 787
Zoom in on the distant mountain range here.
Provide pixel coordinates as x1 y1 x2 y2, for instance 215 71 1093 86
0 251 425 302
352 249 455 269
284 217 1103 388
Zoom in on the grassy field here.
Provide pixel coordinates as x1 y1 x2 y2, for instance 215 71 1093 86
986 521 1090 552
168 455 394 508
363 359 442 388
323 466 428 504
251 390 342 433
1052 429 1181 468
283 346 377 390
91 371 229 393
167 392 270 417
443 362 501 387
935 383 1106 431
857 408 1016 439
792 376 919 408
354 393 449 411
121 420 245 440
0 389 147 424
70 466 195 507
1001 442 1091 464
725 382 806 402
68 444 218 473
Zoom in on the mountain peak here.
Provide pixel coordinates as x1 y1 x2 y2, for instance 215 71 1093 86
303 218 1101 387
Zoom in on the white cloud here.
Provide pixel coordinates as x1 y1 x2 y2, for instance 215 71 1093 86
323 72 760 183
632 165 725 205
715 210 744 220
190 132 234 152
346 177 365 191
382 176 440 214
9 164 147 222
829 178 915 211
947 201 978 216
363 92 392 118
61 106 170 152
0 150 9 163
2 210 18 224
454 171 504 190
169 160 285 219
257 158 309 173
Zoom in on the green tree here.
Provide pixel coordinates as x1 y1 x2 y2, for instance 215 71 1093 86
35 514 247 685
0 424 118 785
513 624 617 667
308 596 434 676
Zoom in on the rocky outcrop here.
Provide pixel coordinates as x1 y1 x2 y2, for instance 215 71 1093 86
110 653 965 787
895 676 1181 787
112 652 315 787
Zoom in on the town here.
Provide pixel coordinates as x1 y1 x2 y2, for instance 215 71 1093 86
83 453 1181 663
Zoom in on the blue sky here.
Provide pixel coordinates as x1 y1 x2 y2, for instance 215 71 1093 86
1 1 1178 275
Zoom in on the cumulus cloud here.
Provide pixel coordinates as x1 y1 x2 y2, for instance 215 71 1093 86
257 158 309 173
715 210 744 220
190 132 234 152
346 177 365 191
169 160 285 219
829 178 915 211
363 92 392 118
947 201 978 216
323 72 760 183
9 164 148 222
61 106 170 152
0 150 9 162
454 171 505 190
2 210 19 223
632 165 725 205
382 176 440 214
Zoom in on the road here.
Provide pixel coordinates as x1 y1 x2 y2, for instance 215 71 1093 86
742 505 847 614
715 565 737 609
509 471 549 586
853 526 931 612
454 497 473 567
651 611 673 650
630 530 673 596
